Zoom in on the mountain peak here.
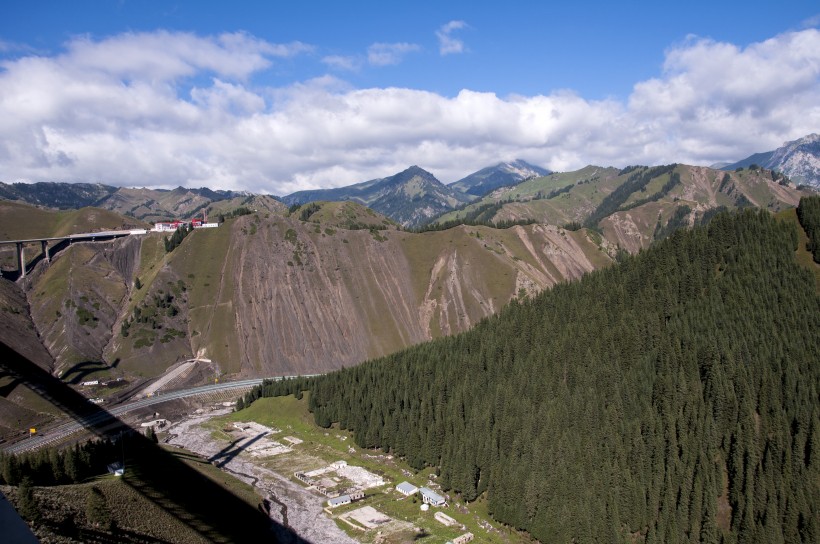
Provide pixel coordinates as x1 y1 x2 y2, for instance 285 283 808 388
395 165 436 180
282 165 470 227
449 159 551 197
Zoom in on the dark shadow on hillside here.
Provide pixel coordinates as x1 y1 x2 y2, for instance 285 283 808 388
0 340 313 544
0 373 22 398
60 360 119 385
208 432 267 468
0 268 21 281
38 518 181 544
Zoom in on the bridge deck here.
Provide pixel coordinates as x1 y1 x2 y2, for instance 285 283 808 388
0 230 137 245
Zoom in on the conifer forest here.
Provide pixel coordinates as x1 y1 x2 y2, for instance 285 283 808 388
247 208 819 543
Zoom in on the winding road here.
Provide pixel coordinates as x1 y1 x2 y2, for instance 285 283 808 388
2 376 319 455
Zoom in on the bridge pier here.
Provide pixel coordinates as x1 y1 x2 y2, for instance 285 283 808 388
41 240 50 264
16 242 25 278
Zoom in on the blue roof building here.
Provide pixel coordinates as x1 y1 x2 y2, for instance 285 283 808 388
420 487 445 506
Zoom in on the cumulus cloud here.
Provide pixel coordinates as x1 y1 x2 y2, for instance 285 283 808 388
60 31 310 81
366 42 421 66
0 29 818 193
436 20 468 55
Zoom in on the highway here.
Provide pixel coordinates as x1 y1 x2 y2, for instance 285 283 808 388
2 376 319 455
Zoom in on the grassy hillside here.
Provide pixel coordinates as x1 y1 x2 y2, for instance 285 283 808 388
2 441 270 543
434 165 621 226
778 206 820 293
289 200 400 230
0 201 147 271
432 164 810 254
0 201 146 240
206 193 286 218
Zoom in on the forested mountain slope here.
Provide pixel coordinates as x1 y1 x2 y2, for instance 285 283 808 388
298 209 819 543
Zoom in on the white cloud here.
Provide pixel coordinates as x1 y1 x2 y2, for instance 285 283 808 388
60 31 309 82
322 54 362 71
366 42 420 66
436 20 468 55
0 29 818 193
801 13 820 28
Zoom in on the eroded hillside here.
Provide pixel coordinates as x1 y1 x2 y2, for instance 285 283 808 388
600 165 804 252
156 210 610 376
436 164 810 253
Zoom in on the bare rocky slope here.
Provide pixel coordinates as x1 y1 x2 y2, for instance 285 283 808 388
722 133 820 189
106 208 609 378
3 200 608 385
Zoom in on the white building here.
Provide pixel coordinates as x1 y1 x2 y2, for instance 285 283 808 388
327 490 364 508
327 495 351 508
420 487 445 506
396 481 418 496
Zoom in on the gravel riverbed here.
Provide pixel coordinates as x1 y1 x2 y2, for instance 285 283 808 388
165 408 358 544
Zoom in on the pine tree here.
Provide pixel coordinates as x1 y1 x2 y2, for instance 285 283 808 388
17 477 39 522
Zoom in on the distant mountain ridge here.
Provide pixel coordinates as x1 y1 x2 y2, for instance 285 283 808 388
448 159 551 196
0 181 248 222
282 165 472 227
0 181 117 209
433 163 810 253
722 133 820 189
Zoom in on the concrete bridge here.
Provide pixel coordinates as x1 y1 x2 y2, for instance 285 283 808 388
0 229 147 279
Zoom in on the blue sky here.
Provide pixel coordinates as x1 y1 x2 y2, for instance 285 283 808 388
1 1 819 192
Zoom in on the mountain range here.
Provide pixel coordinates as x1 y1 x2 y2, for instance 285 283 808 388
282 165 473 227
721 133 820 189
1 143 819 544
1 159 811 378
0 142 817 438
2 135 818 231
0 182 252 223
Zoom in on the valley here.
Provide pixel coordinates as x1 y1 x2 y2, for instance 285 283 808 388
164 395 513 544
0 158 818 544
2 4 820 541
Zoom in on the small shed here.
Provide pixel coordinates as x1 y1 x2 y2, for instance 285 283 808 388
420 487 445 506
396 481 418 496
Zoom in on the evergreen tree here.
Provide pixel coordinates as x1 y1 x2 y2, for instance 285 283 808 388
292 209 819 542
17 477 39 522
